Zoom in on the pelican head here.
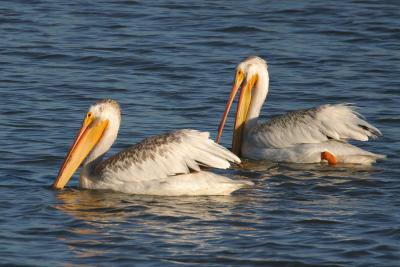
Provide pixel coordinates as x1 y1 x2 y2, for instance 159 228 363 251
53 99 121 189
217 56 269 156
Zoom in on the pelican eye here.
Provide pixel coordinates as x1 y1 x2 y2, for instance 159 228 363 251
87 112 93 118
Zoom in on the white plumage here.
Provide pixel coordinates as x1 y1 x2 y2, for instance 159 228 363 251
82 129 250 195
55 100 252 195
248 104 381 148
217 56 384 165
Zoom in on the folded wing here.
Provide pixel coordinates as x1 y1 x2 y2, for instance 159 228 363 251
94 129 240 183
249 104 381 148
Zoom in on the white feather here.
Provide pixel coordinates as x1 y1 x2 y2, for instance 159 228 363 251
248 104 381 149
84 171 252 196
80 127 248 195
232 56 384 165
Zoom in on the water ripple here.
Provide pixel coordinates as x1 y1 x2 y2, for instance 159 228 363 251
0 0 399 266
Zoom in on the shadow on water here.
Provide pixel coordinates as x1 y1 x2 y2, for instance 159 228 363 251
1 0 399 265
238 158 378 181
55 188 250 222
53 188 256 262
50 159 381 263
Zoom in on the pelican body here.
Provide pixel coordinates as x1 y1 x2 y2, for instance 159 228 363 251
53 99 251 195
217 56 384 165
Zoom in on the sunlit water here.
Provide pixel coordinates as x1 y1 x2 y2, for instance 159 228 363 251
1 1 399 266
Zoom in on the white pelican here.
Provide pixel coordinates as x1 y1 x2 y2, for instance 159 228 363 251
217 56 384 165
53 99 252 196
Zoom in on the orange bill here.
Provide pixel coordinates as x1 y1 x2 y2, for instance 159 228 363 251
216 70 245 143
217 71 258 156
53 115 109 189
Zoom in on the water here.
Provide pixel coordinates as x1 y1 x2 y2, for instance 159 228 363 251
1 0 399 266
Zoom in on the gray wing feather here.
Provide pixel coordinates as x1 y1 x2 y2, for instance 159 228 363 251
249 104 381 148
94 129 240 182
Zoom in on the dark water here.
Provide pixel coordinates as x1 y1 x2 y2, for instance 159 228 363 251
1 0 400 266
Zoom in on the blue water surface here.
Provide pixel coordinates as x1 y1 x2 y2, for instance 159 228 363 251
1 1 399 266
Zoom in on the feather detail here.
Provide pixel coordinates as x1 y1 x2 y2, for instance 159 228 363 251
93 129 240 183
248 104 382 149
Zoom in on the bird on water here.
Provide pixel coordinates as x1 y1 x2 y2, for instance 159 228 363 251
53 99 252 195
217 56 384 165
